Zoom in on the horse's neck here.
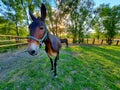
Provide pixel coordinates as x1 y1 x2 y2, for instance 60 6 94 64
44 35 51 48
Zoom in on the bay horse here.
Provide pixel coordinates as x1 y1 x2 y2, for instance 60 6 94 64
60 38 68 47
27 4 61 78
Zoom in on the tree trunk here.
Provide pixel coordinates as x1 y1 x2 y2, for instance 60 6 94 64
15 18 19 48
73 36 77 43
107 38 112 45
15 22 19 36
72 30 77 43
21 0 29 26
55 20 58 36
78 30 81 43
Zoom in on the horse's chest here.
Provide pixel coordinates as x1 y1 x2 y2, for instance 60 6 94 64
45 43 57 57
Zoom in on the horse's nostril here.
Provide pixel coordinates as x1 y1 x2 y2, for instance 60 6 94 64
31 50 35 54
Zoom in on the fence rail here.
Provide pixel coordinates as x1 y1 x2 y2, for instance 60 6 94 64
0 39 28 42
0 42 28 48
0 34 28 48
79 38 120 46
0 35 27 38
67 38 120 46
0 34 120 48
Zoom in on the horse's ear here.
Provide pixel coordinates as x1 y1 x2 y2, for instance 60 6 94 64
29 11 36 21
40 3 46 21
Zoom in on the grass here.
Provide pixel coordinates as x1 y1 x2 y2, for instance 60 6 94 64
0 46 16 53
0 45 120 90
0 45 26 53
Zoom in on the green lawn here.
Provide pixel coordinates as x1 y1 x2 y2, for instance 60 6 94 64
0 45 120 90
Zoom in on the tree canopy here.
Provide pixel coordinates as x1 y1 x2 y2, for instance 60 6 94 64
0 0 120 44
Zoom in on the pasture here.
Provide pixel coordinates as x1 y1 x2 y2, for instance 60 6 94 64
0 45 120 90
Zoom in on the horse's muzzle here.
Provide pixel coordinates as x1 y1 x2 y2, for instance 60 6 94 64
27 43 39 56
28 50 37 56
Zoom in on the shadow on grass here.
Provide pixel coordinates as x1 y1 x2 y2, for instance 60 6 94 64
79 46 120 89
80 46 120 66
63 46 120 89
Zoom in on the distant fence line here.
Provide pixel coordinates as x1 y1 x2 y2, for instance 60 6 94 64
0 34 28 48
68 38 120 46
0 34 120 48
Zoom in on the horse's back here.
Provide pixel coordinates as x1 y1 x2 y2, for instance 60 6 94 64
60 38 68 43
48 34 62 51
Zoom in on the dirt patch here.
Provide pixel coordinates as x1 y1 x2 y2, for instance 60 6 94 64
0 47 45 80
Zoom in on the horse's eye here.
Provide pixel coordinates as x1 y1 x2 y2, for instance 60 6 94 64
40 27 44 30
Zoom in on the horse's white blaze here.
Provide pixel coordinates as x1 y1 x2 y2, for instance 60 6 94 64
28 43 39 53
30 43 38 50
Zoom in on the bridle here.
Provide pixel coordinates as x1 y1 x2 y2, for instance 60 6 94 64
29 27 48 48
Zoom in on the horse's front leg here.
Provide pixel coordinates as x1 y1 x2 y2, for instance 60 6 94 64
47 54 54 71
54 52 59 77
49 57 53 71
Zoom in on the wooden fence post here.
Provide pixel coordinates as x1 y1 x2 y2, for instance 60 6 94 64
82 38 84 43
87 38 88 44
15 37 19 48
92 38 95 44
116 40 119 46
101 39 103 45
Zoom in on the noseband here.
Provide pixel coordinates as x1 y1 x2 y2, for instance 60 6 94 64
29 28 48 48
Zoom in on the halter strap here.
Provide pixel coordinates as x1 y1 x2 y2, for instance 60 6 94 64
29 29 48 48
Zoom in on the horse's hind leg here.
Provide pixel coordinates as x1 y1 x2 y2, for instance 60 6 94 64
66 40 68 47
66 42 68 47
54 52 59 77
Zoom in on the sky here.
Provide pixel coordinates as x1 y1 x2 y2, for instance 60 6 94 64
50 0 120 9
0 0 120 16
94 0 120 7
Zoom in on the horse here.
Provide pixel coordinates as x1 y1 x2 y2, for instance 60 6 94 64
27 4 62 78
60 38 68 47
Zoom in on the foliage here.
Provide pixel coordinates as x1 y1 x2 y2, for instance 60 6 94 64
0 0 120 42
0 16 28 36
92 17 103 39
0 0 44 36
58 0 94 43
0 16 15 35
97 4 120 44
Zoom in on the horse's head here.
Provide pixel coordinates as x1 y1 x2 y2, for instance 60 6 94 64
27 4 47 56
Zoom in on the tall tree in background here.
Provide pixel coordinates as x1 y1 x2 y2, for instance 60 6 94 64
0 16 16 34
1 0 25 36
91 10 103 40
77 0 94 43
98 4 120 45
46 3 55 35
0 0 43 36
46 0 70 37
60 0 94 43
20 0 43 28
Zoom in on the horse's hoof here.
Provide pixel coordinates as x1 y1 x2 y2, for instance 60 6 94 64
54 75 58 78
51 70 54 72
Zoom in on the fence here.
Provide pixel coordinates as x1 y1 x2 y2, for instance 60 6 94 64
68 38 120 46
0 34 28 48
0 35 120 49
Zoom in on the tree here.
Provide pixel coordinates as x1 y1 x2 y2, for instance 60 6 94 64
0 0 43 36
0 16 15 35
98 4 120 45
77 0 94 43
45 1 70 37
1 0 26 36
60 0 94 43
